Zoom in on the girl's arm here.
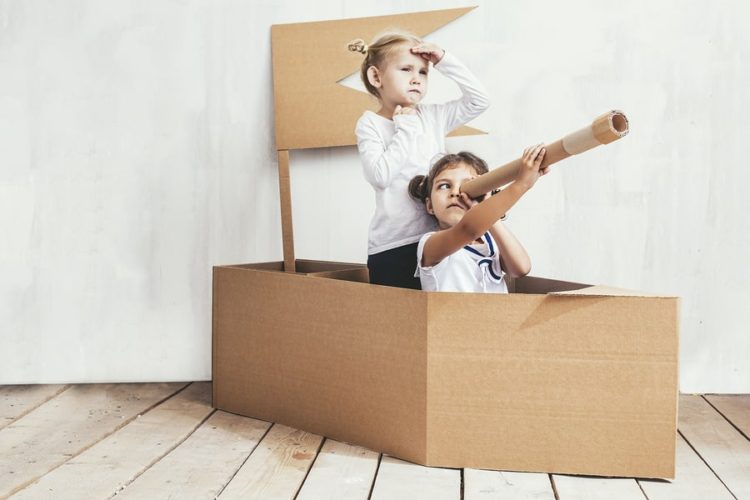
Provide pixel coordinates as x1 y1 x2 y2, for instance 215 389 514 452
355 113 420 189
421 145 546 267
418 46 490 133
489 222 531 278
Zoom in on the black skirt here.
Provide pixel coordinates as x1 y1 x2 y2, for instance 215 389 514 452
367 242 422 290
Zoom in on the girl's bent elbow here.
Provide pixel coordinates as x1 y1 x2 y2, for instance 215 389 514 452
456 221 484 244
477 95 491 111
513 263 531 279
470 94 490 112
364 169 390 190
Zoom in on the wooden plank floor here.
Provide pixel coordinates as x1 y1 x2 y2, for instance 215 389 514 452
1 385 748 499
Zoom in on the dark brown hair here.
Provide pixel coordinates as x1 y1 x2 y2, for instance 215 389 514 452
347 30 422 99
408 151 489 203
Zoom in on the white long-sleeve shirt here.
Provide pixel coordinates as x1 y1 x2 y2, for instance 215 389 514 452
355 51 490 255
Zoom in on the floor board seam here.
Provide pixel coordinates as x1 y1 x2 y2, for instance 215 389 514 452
107 406 217 499
636 477 652 499
549 474 560 500
214 421 275 498
0 384 71 432
366 453 383 500
459 468 464 500
677 428 738 500
292 436 327 499
702 395 750 442
7 381 191 498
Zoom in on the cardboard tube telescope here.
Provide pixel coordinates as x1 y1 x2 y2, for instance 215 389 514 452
460 110 629 198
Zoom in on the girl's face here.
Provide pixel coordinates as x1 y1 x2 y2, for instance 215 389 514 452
426 162 479 229
370 44 429 107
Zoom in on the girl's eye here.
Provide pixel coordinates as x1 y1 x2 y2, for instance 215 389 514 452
420 70 427 75
437 183 449 190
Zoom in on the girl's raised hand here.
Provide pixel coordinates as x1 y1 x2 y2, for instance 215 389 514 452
457 192 479 211
410 43 445 64
393 105 416 118
516 143 547 190
457 189 488 210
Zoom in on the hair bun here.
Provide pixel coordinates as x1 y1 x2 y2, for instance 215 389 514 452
347 38 368 54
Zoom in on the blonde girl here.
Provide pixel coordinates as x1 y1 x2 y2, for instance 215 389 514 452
349 31 490 289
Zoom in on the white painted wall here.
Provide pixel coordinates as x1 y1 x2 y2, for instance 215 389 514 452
1 0 748 392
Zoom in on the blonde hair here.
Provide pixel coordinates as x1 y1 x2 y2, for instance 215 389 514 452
347 30 422 99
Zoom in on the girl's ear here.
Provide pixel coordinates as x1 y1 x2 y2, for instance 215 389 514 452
366 66 382 88
426 197 434 215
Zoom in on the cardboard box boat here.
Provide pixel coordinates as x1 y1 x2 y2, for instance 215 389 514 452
213 260 679 478
212 8 679 479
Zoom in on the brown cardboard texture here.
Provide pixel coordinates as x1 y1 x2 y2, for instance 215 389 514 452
213 264 679 478
212 7 679 479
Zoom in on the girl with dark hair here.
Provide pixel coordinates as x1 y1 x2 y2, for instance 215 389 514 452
408 147 549 293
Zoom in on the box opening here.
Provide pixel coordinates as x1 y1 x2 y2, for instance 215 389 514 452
222 261 593 295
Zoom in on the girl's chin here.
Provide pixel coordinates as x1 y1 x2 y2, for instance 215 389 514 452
437 217 462 229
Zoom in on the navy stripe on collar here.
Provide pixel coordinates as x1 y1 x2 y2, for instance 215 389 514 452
463 232 495 258
464 232 502 282
478 258 503 281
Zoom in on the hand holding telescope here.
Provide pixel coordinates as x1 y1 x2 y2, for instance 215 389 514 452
460 111 629 198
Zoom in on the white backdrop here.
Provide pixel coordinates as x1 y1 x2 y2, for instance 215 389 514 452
1 0 748 392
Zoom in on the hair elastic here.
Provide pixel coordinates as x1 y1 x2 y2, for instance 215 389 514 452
347 39 368 54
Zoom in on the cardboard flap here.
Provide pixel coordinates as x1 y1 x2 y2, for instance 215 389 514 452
512 275 591 295
550 285 676 298
218 259 364 273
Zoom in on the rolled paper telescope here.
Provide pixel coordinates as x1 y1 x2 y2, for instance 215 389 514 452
460 110 629 198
